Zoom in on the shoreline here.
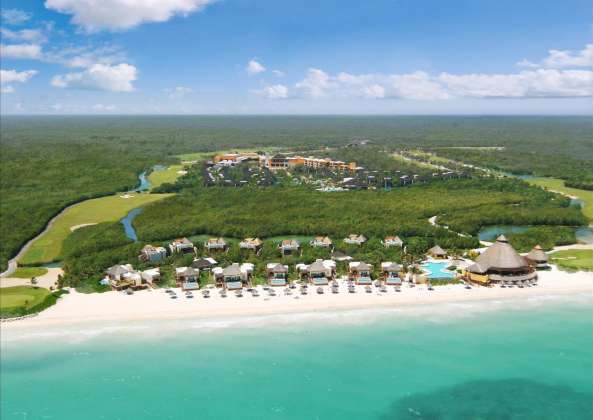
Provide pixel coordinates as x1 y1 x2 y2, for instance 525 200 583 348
3 268 591 332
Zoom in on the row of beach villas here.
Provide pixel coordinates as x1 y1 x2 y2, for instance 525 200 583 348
139 235 403 262
105 259 405 291
110 235 549 291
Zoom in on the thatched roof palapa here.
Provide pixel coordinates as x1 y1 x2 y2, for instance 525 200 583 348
526 245 548 263
468 235 529 273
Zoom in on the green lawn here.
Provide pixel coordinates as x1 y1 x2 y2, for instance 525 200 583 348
20 193 172 265
0 286 50 311
550 249 593 271
148 165 185 190
526 177 593 220
11 267 48 278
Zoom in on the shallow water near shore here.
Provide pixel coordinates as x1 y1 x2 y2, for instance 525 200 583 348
1 295 592 420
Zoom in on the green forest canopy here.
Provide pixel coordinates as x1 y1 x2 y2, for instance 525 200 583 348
2 115 591 272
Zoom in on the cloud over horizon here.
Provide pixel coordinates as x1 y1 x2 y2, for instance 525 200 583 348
51 63 137 92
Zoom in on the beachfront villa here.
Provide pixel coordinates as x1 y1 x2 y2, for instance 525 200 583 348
205 237 228 252
310 236 333 248
349 261 373 285
381 262 402 285
525 245 550 269
427 245 447 259
279 239 301 256
464 235 537 285
141 268 161 284
106 264 151 290
239 237 263 252
138 245 167 262
175 267 200 290
297 259 336 285
212 263 254 290
192 257 218 270
344 234 367 246
266 263 289 286
382 236 403 248
106 264 134 282
169 238 195 255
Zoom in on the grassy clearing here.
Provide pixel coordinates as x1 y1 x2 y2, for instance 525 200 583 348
525 177 593 220
0 286 69 318
148 165 184 190
20 193 172 265
550 249 593 271
0 286 49 311
11 267 48 278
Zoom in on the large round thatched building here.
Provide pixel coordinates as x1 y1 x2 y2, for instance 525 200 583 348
465 235 537 285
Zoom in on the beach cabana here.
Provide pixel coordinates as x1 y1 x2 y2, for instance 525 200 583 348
310 236 333 248
427 245 447 259
382 236 403 248
464 235 537 285
205 237 228 252
306 259 335 285
239 237 263 252
381 262 402 285
138 245 167 262
279 239 300 256
213 263 253 290
266 263 289 286
349 262 373 285
169 238 195 255
176 267 200 290
525 245 549 269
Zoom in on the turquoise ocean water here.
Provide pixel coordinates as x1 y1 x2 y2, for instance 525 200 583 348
1 294 592 419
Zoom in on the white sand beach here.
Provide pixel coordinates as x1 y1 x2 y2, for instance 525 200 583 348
3 267 591 331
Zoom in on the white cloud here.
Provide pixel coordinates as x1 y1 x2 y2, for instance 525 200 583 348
246 59 266 75
517 44 593 69
252 84 288 99
44 0 216 32
165 86 193 98
439 69 593 98
255 66 592 101
92 103 118 111
1 9 32 25
44 44 127 69
0 28 48 44
272 70 285 77
363 84 385 99
51 63 137 92
0 69 37 93
0 43 42 59
295 68 332 98
0 69 38 84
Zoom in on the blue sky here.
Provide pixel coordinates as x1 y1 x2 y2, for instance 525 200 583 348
1 0 591 114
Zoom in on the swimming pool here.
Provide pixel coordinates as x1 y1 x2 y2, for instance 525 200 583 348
422 261 456 279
